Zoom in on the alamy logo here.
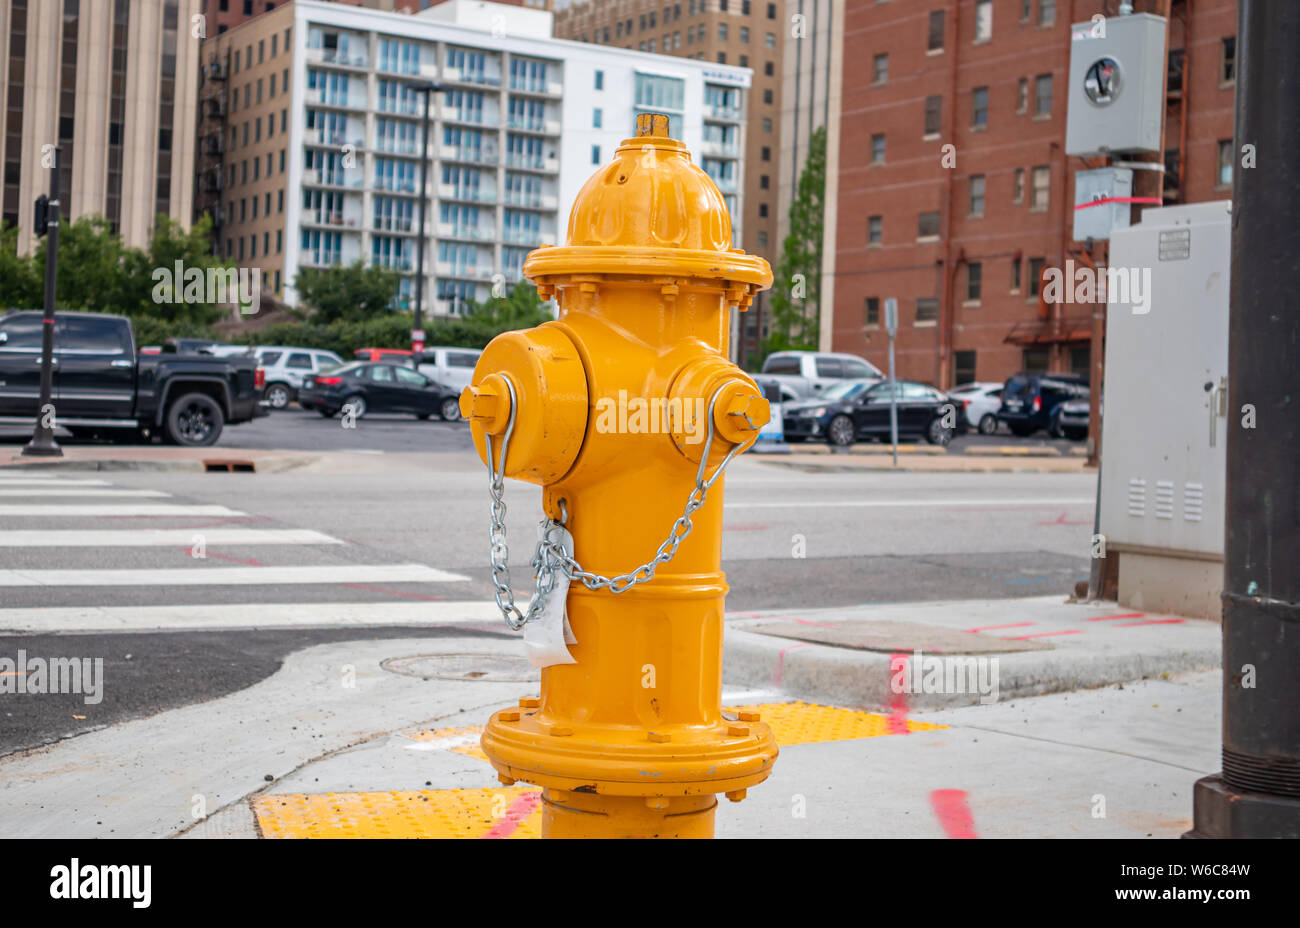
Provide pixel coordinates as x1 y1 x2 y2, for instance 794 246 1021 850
890 650 1000 705
151 261 261 314
50 859 150 908
1041 259 1152 315
593 391 707 444
0 650 103 704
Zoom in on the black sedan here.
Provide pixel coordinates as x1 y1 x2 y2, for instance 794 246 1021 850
782 379 957 447
298 362 462 421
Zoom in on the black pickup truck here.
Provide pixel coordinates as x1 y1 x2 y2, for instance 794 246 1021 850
0 311 267 446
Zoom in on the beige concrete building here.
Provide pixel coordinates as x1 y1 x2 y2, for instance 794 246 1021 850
1 0 202 255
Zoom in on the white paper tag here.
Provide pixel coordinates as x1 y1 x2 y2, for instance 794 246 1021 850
522 523 578 668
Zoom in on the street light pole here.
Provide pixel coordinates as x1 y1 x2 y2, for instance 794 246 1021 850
1188 0 1300 838
411 81 442 352
23 147 63 458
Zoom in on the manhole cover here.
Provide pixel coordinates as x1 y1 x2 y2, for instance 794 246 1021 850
382 653 539 682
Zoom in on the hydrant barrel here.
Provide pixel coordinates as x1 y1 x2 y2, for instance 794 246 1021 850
469 113 777 838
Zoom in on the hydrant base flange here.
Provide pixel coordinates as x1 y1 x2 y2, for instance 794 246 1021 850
482 709 778 798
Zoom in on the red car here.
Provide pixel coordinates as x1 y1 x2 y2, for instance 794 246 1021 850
353 347 415 366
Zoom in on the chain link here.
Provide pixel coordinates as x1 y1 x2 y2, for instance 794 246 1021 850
482 378 749 630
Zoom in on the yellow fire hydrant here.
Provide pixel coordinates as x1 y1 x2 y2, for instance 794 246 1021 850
462 113 776 838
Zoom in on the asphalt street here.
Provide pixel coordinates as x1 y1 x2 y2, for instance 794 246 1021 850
0 410 1097 757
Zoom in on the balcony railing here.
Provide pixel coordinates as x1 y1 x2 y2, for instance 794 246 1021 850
508 78 562 96
443 66 501 87
503 192 557 210
303 169 365 188
441 146 498 165
438 184 497 204
306 46 370 69
304 128 365 148
373 255 414 272
706 103 744 121
374 137 422 156
377 98 422 116
372 176 419 194
308 90 367 110
372 215 415 233
438 224 495 242
301 252 344 268
502 228 543 246
506 117 561 135
304 212 359 228
701 139 740 157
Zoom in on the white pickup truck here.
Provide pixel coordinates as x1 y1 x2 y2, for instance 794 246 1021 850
758 350 884 400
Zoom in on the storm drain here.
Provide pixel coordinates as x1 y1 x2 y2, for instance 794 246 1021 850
203 460 256 472
382 653 539 683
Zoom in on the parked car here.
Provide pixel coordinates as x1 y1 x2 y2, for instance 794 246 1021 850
354 347 415 366
782 378 956 447
1051 397 1091 441
164 337 231 355
298 361 462 421
414 346 482 393
997 372 1089 437
251 346 346 409
759 350 883 400
752 376 785 446
947 382 1003 435
0 311 266 446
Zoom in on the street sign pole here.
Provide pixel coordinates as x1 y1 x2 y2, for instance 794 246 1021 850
23 147 62 458
884 298 899 468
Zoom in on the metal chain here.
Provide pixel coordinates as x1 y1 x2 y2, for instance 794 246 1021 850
482 378 749 630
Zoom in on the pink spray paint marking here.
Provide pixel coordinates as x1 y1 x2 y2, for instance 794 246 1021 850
886 651 910 735
1006 629 1084 640
964 621 1035 634
930 789 979 838
1118 618 1185 628
773 642 809 687
481 790 542 839
1084 612 1146 622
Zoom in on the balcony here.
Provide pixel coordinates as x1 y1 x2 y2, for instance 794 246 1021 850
506 116 561 135
440 107 496 128
308 90 367 110
437 223 495 242
502 228 543 246
508 78 562 96
372 215 415 233
303 169 365 189
438 184 496 204
442 66 502 88
440 145 499 166
707 174 738 194
306 45 370 70
373 256 414 272
502 192 557 210
301 252 344 268
372 176 419 194
374 137 423 157
435 261 486 279
304 128 364 149
377 98 423 116
706 103 744 122
701 139 739 158
504 153 558 173
303 212 360 229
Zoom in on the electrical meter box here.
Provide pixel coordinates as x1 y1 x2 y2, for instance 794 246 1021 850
1099 200 1231 619
1073 167 1134 241
1065 13 1167 157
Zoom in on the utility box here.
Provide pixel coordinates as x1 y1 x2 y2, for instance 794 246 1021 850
1073 167 1134 241
1099 201 1231 619
1065 13 1167 157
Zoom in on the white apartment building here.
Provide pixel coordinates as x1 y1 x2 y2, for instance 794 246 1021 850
199 0 751 315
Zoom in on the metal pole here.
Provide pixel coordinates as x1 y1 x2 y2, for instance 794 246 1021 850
413 84 434 342
888 334 898 469
1188 0 1300 838
23 148 63 458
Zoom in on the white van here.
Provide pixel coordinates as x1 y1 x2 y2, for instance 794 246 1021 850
415 346 482 394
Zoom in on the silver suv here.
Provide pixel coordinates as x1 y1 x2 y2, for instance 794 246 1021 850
253 346 346 409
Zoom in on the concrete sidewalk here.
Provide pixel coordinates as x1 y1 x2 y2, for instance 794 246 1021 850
754 449 1091 473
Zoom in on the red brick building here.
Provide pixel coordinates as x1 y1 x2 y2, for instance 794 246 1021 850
826 0 1237 388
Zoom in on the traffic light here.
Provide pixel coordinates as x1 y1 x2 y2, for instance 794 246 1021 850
34 195 49 238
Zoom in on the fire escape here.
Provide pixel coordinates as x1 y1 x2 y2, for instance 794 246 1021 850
194 50 230 256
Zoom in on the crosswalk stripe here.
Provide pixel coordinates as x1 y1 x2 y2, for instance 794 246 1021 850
0 528 344 547
0 563 469 587
0 504 243 516
0 488 170 497
0 478 111 486
0 471 58 479
0 600 500 632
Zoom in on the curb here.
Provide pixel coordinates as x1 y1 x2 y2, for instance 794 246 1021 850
0 455 314 474
722 627 1220 711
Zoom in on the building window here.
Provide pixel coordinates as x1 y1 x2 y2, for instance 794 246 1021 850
740 26 749 44
765 32 775 49
760 175 769 189
1011 257 1022 291
764 60 774 76
1217 139 1234 186
924 95 942 136
864 297 880 326
1028 257 1045 297
1221 36 1236 84
762 117 772 132
867 215 882 245
761 146 771 161
954 350 977 386
916 298 939 324
718 23 727 41
768 3 776 19
1013 167 1025 203
969 175 985 215
758 230 768 248
1017 77 1028 113
593 108 602 128
1020 0 1032 22
928 10 945 51
871 133 886 164
1033 74 1053 116
759 203 768 218
966 262 982 302
872 53 888 84
1030 165 1050 210
763 88 773 103
975 1 993 42
1038 0 1056 27
917 211 940 240
1023 347 1050 372
595 69 604 89
972 87 988 128
591 144 600 164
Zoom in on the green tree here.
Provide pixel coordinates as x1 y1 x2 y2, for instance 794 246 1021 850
458 282 553 345
763 124 827 361
294 261 401 324
0 223 40 310
124 214 231 324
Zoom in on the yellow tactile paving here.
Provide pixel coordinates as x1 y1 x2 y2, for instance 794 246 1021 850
253 787 543 839
255 703 948 838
